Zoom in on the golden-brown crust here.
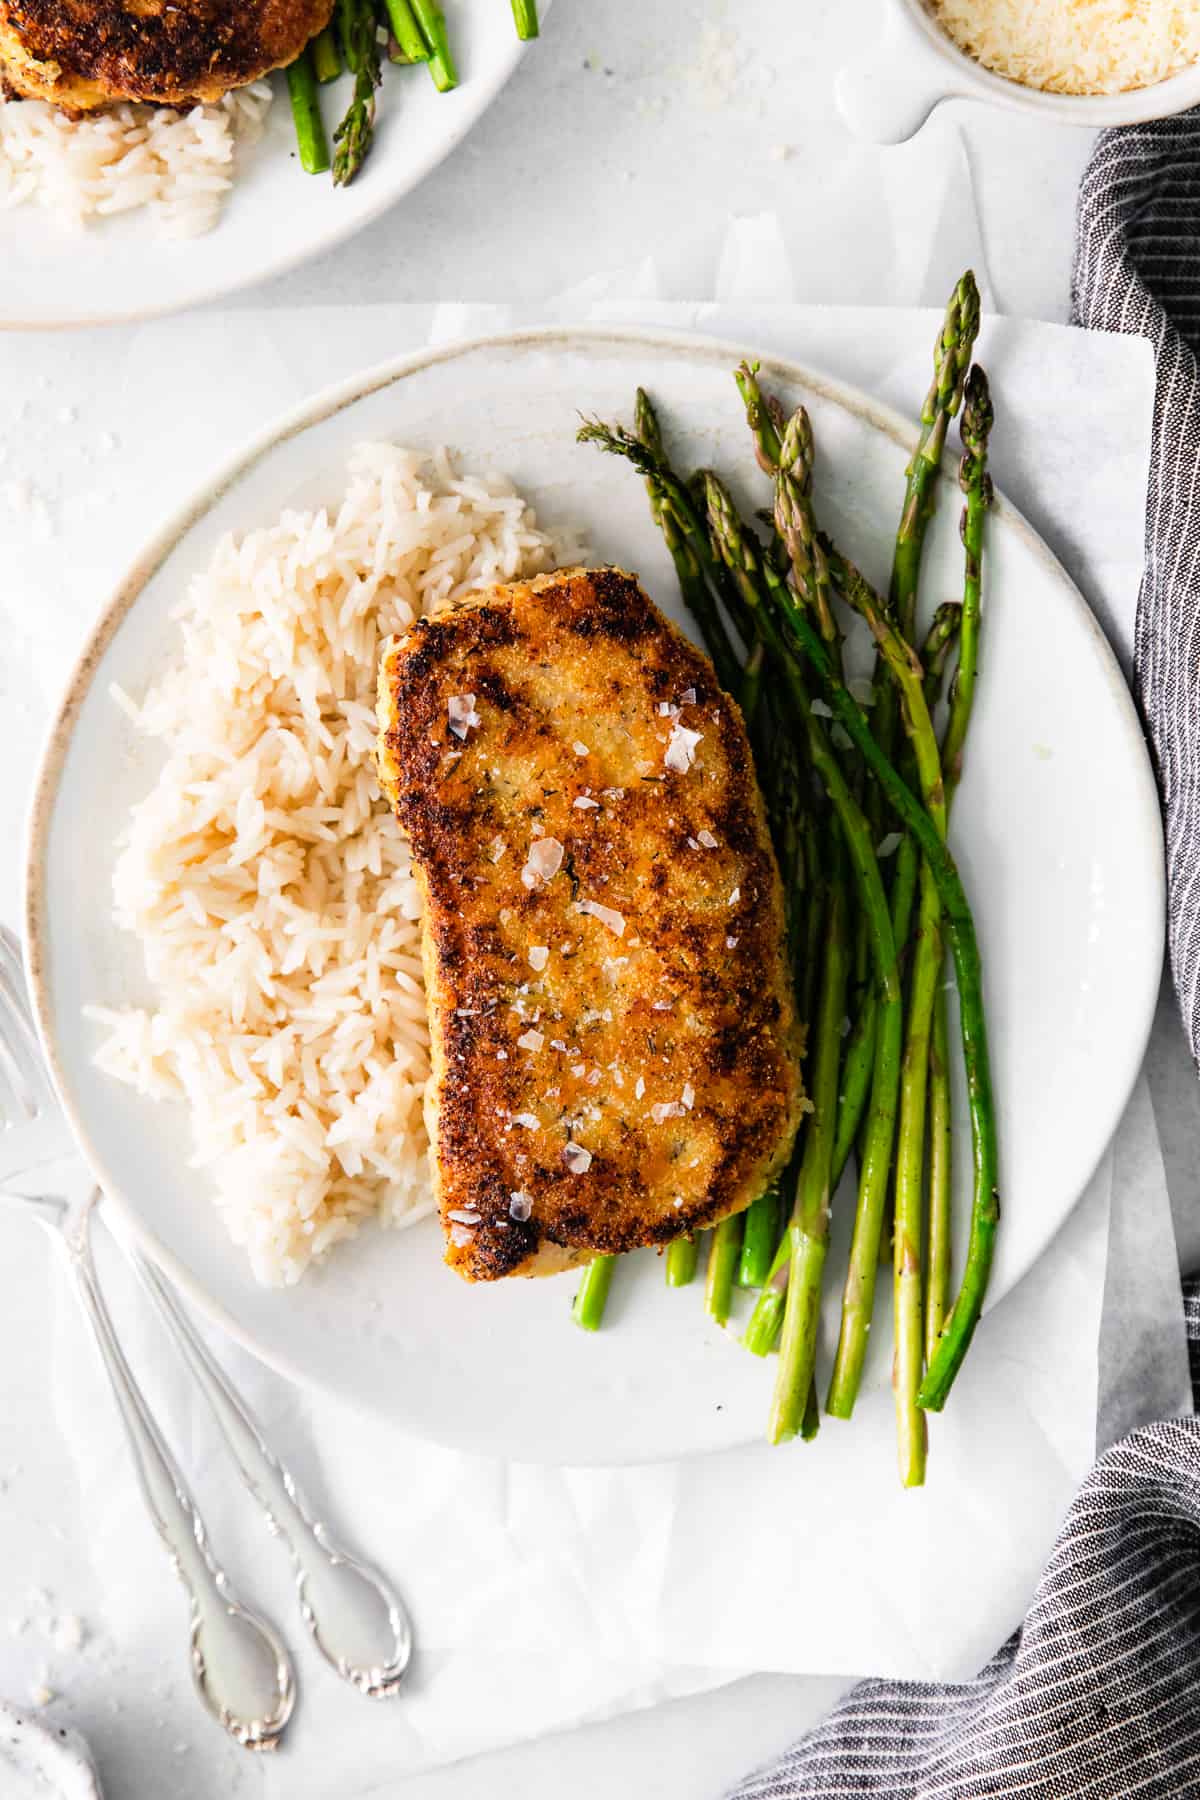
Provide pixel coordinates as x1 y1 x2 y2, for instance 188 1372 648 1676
0 0 332 109
377 567 804 1282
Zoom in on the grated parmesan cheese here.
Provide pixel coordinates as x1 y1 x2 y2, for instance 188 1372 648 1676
925 0 1200 96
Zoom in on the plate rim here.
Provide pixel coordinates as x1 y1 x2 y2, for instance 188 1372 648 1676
23 323 1167 1460
0 5 545 333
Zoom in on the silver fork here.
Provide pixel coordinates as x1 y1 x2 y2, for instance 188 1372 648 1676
0 928 413 1729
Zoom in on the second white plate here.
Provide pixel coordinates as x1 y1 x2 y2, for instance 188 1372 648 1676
1 2 545 329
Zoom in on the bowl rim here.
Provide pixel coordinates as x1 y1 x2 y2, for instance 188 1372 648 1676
901 0 1200 121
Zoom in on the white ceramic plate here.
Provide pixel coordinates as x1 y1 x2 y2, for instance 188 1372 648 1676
1 1 545 330
25 329 1164 1464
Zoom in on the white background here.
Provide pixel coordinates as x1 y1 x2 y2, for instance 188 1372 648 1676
0 0 1110 1794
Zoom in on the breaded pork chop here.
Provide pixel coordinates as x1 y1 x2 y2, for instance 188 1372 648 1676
0 0 332 111
376 567 803 1282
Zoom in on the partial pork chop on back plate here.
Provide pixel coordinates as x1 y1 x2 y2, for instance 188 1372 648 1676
376 566 804 1281
0 0 332 110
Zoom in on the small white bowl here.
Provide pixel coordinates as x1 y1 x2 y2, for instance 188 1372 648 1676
837 0 1200 142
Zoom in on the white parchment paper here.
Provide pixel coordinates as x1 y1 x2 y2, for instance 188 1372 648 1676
0 284 1183 1787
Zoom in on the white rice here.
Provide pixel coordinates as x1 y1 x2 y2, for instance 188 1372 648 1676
926 0 1200 96
0 80 271 238
90 444 563 1285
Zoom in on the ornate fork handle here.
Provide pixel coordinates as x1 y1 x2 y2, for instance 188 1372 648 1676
63 1200 294 1749
124 1238 412 1697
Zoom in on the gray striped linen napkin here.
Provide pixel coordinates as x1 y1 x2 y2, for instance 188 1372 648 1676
729 113 1200 1800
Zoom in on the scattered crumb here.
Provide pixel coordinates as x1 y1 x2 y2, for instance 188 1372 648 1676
52 1614 85 1654
687 25 742 109
770 143 794 161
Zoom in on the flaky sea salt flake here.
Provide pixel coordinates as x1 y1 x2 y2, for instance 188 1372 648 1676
651 1100 686 1124
577 898 625 937
522 837 564 890
664 722 703 773
447 693 482 739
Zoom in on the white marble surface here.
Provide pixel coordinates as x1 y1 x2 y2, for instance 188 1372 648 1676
232 1 1093 326
0 0 1136 1795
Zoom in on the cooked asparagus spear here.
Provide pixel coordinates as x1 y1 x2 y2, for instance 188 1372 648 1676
926 995 953 1362
919 602 963 1367
666 1236 700 1287
827 831 916 1417
834 558 947 1484
312 25 343 82
332 0 383 185
286 49 330 174
942 368 994 800
867 274 981 872
573 1256 616 1331
894 274 981 638
706 1214 745 1326
771 855 850 1441
922 602 963 707
739 736 804 1290
738 1182 781 1289
511 0 540 38
831 993 876 1188
384 0 431 60
775 413 838 647
735 360 784 472
926 366 994 1362
411 0 458 89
